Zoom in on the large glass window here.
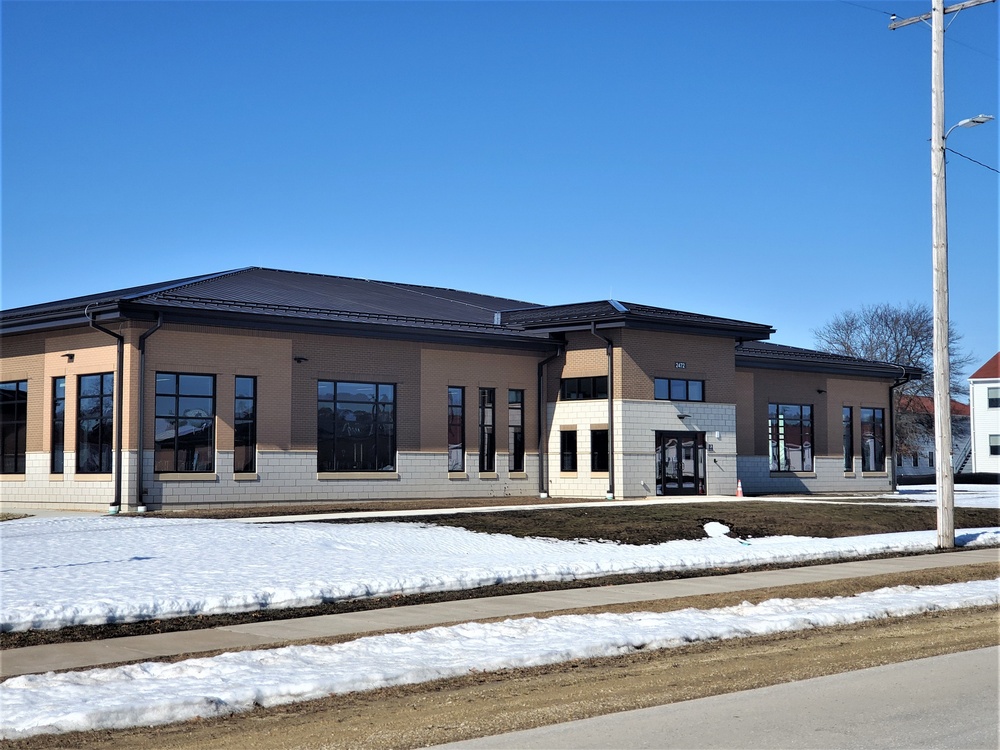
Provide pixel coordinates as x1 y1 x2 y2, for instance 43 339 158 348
768 403 813 472
52 378 66 474
842 406 853 472
988 387 1000 408
155 373 215 472
234 376 257 473
0 380 28 474
508 390 524 473
448 386 464 471
560 376 608 400
860 407 886 472
591 429 609 472
654 378 704 402
560 430 578 472
317 381 395 472
478 388 496 472
77 373 114 474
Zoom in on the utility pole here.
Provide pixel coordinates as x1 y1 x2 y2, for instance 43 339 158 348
890 0 995 550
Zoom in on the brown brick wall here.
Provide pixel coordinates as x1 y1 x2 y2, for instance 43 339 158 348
736 367 893 457
620 329 738 403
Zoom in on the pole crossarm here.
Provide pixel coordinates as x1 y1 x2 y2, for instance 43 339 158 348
889 0 995 29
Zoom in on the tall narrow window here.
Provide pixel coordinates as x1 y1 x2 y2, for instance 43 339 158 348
860 407 886 472
52 377 66 474
448 387 464 471
560 430 577 472
591 429 609 472
479 388 496 472
77 373 114 474
927 452 934 468
508 389 524 472
768 404 813 472
911 453 920 467
234 376 257 473
0 380 28 475
155 373 216 472
842 406 853 472
317 381 395 472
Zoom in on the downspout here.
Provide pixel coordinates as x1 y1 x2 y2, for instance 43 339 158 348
888 364 912 492
590 322 615 500
536 345 564 498
86 306 125 514
135 314 163 512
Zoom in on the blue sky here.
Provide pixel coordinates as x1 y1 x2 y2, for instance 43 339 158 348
2 0 997 369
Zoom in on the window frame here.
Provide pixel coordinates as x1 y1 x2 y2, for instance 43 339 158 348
76 372 114 474
560 430 578 473
448 386 465 472
154 372 217 473
654 378 705 402
317 380 396 473
990 435 1000 456
479 388 496 473
560 376 608 401
842 406 853 472
860 407 886 473
234 376 257 474
988 387 1000 409
52 377 66 474
768 403 814 473
0 380 28 475
508 389 524 473
590 429 609 473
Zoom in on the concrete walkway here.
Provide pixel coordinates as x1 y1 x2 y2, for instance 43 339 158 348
2 547 996 679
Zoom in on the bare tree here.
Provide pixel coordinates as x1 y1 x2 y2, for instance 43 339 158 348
813 302 974 455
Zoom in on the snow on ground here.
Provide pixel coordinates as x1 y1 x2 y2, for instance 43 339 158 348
890 484 999 508
2 579 997 740
2 516 999 632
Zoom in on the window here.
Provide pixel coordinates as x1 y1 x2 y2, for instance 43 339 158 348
317 381 395 472
560 376 608 400
842 406 853 471
77 373 114 474
989 388 1000 408
234 376 257 473
768 404 813 472
560 430 577 472
52 378 66 474
990 435 1000 456
448 387 464 471
860 407 886 472
654 378 705 402
479 388 496 472
0 380 28 474
155 373 216 472
928 451 935 468
896 453 903 467
508 389 524 472
912 453 920 467
591 429 609 472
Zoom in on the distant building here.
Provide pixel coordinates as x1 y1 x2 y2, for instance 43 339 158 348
894 395 971 476
968 353 1000 474
0 268 921 512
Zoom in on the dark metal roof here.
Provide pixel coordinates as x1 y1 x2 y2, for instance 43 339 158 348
735 342 923 380
501 300 775 339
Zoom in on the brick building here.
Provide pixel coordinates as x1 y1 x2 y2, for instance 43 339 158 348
0 268 919 512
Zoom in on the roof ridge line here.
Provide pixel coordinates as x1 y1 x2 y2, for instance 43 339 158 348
123 268 256 302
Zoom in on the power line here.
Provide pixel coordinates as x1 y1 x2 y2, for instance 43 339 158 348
946 147 1000 173
838 0 897 16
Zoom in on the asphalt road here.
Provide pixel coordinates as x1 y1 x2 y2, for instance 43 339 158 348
439 646 1000 749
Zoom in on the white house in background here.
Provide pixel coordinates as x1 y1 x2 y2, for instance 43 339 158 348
895 395 971 476
968 352 1000 474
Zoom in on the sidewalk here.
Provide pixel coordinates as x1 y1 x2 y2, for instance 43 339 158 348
3 547 996 679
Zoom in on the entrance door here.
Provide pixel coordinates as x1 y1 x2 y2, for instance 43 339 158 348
655 431 706 495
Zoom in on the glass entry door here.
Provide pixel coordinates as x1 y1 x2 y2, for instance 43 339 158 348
655 431 706 495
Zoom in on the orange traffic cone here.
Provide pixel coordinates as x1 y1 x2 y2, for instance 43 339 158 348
736 479 744 498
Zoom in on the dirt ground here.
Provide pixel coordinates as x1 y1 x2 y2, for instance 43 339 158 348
6 562 998 750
